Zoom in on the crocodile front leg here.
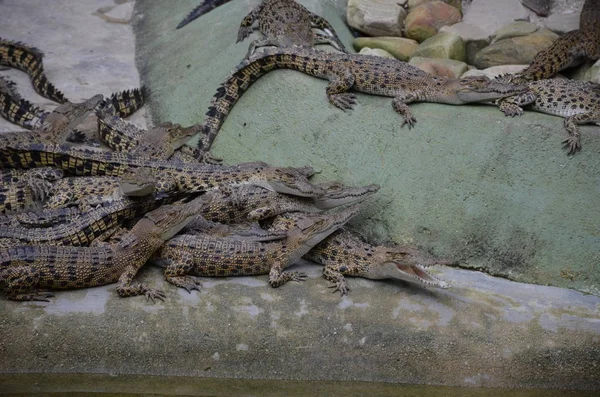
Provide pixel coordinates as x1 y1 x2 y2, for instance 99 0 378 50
116 265 166 302
326 68 357 110
314 33 346 53
268 263 307 288
244 38 283 59
322 265 349 296
237 6 263 42
496 91 537 117
307 12 346 52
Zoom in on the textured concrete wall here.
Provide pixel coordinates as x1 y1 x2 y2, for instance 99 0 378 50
135 0 600 295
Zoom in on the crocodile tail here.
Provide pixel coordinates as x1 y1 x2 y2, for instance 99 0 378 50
95 106 143 152
176 0 234 29
197 47 296 152
0 38 68 104
105 87 147 118
0 76 49 130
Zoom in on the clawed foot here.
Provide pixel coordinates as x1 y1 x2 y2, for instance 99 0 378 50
401 115 417 129
237 27 253 43
330 93 357 111
168 276 202 293
500 105 524 117
289 272 308 283
562 136 581 155
328 281 349 296
145 288 166 303
9 291 55 302
196 150 222 164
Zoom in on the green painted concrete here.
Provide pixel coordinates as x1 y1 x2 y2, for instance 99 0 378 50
134 0 600 295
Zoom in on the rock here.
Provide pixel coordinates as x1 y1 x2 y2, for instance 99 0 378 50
543 13 580 34
439 22 490 65
520 0 550 16
359 47 397 59
347 0 407 37
353 36 419 61
473 33 557 69
584 60 600 83
493 21 539 42
409 56 468 77
411 32 467 62
461 64 528 78
404 1 462 42
409 0 462 12
462 0 530 38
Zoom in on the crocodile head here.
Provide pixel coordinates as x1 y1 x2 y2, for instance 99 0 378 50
249 166 326 198
361 245 451 288
146 194 212 241
164 123 198 151
448 75 528 103
119 168 157 197
313 182 380 209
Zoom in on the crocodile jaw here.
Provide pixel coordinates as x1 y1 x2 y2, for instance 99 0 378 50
374 262 450 289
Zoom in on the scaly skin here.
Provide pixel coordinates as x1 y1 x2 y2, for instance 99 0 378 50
197 46 527 154
0 37 68 104
237 0 346 57
519 0 600 81
0 76 48 129
0 192 186 247
0 95 103 147
0 195 210 301
0 168 63 214
494 75 600 154
189 182 379 226
176 0 233 29
0 143 325 199
96 106 198 159
304 228 451 296
155 205 359 292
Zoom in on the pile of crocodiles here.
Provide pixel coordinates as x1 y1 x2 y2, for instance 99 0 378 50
0 0 598 302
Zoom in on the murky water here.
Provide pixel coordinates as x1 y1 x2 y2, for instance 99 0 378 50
0 374 597 397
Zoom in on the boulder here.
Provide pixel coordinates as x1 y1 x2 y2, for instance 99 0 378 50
353 36 419 61
358 47 397 59
347 0 407 37
409 56 468 77
493 21 539 42
404 1 462 42
473 33 558 69
439 22 490 65
462 0 530 38
520 0 550 16
411 32 467 62
543 13 581 34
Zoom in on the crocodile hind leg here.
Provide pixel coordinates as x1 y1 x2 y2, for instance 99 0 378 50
314 33 346 53
322 265 350 296
244 38 282 59
562 112 599 154
326 69 357 110
116 265 166 302
237 6 263 42
162 252 203 293
1 266 54 301
392 94 419 129
268 262 307 288
307 12 346 52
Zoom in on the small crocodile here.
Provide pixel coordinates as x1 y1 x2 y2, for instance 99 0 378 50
518 0 600 81
0 168 64 214
0 194 210 301
197 47 527 154
494 74 600 154
155 205 359 292
304 228 451 296
0 37 68 104
0 76 48 129
0 143 326 199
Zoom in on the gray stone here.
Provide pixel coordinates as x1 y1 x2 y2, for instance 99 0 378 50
347 0 407 37
462 0 531 37
473 33 557 69
134 0 600 297
439 22 490 65
493 21 539 42
411 32 467 61
359 47 397 59
353 36 419 61
409 56 468 77
520 0 550 16
543 12 581 34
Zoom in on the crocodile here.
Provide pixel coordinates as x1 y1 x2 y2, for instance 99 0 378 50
177 0 346 56
0 37 68 104
95 106 198 159
0 194 210 301
0 167 64 214
196 46 528 154
0 94 103 147
0 143 326 199
517 0 600 81
154 205 359 292
0 76 48 129
304 228 451 296
0 192 187 247
493 74 600 154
